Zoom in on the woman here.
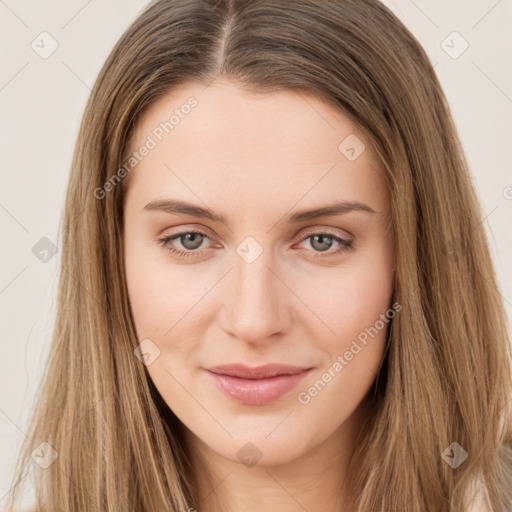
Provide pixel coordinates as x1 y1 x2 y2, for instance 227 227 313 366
6 0 512 511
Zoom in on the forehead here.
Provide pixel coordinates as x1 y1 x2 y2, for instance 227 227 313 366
124 78 388 215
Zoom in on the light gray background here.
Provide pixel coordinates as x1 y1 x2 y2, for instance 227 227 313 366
1 0 511 508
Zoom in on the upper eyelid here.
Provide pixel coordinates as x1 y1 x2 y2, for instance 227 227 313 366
298 225 353 240
163 222 353 237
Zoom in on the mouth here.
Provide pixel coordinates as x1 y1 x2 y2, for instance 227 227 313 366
205 364 313 405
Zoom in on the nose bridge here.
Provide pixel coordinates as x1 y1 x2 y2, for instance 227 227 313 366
222 245 288 343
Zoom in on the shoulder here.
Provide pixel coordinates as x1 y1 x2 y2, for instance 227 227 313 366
466 476 493 512
0 508 37 512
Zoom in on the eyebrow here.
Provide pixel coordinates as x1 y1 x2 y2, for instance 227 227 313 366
142 198 376 227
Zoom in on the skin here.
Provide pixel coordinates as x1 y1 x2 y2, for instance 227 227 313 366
123 78 395 512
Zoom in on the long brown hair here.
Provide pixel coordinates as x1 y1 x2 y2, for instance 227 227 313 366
5 0 512 510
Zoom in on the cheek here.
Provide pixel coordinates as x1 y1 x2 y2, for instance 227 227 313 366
124 238 205 341
292 261 394 435
290 246 394 408
294 251 394 352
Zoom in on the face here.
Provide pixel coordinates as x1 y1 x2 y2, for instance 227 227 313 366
123 78 395 467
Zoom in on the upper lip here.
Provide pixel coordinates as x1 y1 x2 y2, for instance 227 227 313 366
206 364 312 379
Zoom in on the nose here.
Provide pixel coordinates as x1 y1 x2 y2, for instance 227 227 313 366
220 251 291 345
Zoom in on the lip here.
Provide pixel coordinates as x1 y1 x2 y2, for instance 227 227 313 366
205 364 312 405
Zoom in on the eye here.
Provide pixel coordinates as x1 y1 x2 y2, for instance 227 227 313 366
157 229 354 259
294 230 354 258
157 230 212 258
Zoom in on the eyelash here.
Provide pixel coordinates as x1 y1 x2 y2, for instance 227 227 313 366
157 229 354 259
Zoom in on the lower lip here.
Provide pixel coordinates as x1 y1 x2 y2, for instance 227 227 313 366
205 369 311 405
